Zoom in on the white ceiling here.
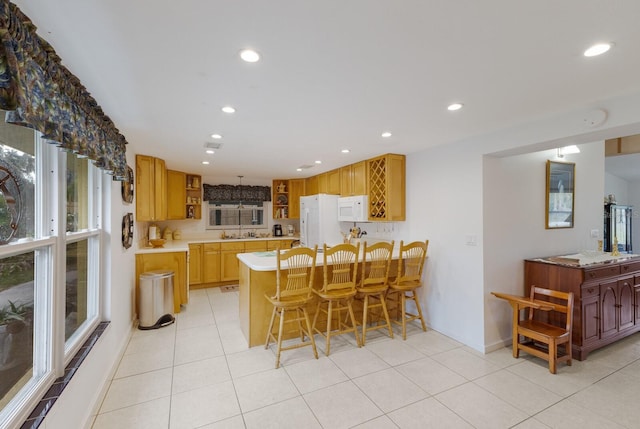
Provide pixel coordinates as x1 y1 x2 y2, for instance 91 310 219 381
12 1 640 181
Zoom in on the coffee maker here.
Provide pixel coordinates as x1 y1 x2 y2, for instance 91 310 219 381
273 224 283 237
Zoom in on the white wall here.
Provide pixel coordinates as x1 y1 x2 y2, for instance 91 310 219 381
483 142 604 351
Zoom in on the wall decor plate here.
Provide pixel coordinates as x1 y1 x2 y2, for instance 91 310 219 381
121 165 134 203
122 212 134 249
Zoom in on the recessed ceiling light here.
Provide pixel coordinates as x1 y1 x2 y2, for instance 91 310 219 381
315 160 322 164
211 134 222 139
341 149 350 153
447 103 463 111
221 106 236 113
381 132 392 138
206 150 215 154
240 49 260 63
296 168 302 172
584 42 612 57
202 161 210 165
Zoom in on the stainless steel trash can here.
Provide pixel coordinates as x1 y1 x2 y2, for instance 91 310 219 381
138 270 175 330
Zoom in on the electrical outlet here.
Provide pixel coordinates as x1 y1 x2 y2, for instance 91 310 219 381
590 229 599 238
466 234 477 246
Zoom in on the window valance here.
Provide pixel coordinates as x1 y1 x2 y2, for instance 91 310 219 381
0 1 128 179
203 184 272 204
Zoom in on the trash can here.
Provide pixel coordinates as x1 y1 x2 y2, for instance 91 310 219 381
138 270 175 330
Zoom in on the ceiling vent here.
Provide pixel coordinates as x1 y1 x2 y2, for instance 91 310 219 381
297 164 314 169
204 142 223 149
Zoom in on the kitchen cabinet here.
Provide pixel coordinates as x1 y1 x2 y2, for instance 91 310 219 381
267 240 292 250
186 174 202 219
327 169 340 194
305 175 318 196
273 179 289 219
136 154 167 221
167 170 187 220
340 161 367 196
203 243 221 283
135 251 187 313
317 173 327 193
367 153 405 221
288 179 305 219
524 257 640 360
188 244 202 285
221 242 245 282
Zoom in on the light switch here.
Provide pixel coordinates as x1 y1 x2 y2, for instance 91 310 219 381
590 229 599 238
466 235 477 246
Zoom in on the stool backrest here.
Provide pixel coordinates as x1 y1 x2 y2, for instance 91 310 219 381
321 242 360 293
276 245 318 300
361 241 394 288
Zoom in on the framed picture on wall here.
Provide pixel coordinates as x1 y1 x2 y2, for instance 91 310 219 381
546 160 575 229
121 165 134 203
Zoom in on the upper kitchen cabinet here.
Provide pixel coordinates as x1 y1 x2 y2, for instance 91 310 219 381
305 175 318 196
167 170 187 220
288 179 305 219
136 154 167 221
340 161 367 196
186 174 202 219
367 154 405 221
273 179 289 219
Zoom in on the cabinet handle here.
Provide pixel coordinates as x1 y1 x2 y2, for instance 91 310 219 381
589 273 596 278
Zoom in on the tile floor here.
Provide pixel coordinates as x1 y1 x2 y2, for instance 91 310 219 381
90 287 640 428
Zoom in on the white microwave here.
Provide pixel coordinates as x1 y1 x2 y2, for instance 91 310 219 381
338 195 368 222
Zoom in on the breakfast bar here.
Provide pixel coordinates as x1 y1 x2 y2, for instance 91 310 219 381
237 246 399 347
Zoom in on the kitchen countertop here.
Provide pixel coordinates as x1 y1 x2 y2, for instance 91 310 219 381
135 235 298 254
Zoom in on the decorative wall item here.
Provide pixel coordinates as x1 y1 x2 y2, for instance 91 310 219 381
121 165 134 203
546 160 575 229
121 213 134 249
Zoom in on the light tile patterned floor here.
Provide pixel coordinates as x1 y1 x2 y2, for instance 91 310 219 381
91 287 640 428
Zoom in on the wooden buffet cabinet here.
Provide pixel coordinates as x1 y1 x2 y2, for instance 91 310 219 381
525 256 640 360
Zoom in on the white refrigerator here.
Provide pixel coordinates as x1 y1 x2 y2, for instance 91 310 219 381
300 194 343 249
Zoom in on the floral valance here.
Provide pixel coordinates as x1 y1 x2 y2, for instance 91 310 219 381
203 184 272 203
0 1 128 179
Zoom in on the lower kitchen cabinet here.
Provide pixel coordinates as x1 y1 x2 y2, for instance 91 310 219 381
525 257 640 360
136 251 187 313
188 244 203 285
220 242 245 282
203 243 221 283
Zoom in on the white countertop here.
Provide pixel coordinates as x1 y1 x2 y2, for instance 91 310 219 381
237 245 400 271
135 236 298 254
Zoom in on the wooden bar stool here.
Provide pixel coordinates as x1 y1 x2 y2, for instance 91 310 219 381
356 240 395 345
386 240 429 340
264 245 318 368
312 242 361 355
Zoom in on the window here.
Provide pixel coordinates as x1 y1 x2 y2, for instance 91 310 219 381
0 114 104 427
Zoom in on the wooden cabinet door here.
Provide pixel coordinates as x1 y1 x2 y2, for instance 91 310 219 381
317 173 328 193
618 278 635 331
327 169 340 194
154 158 167 221
305 175 318 195
340 165 352 196
635 277 640 323
167 170 187 220
600 280 618 339
135 155 155 221
188 244 202 285
288 179 305 218
203 243 221 283
582 294 600 344
220 242 244 282
351 161 367 195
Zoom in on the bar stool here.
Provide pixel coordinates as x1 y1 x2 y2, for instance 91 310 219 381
312 242 361 355
387 240 429 340
356 240 395 345
264 245 318 368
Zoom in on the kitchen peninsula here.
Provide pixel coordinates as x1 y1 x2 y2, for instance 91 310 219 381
237 245 400 347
